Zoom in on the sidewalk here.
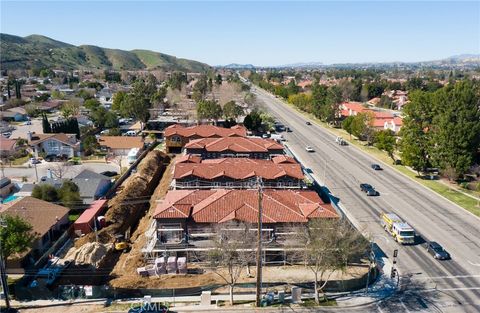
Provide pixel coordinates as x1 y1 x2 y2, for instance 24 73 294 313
10 259 398 311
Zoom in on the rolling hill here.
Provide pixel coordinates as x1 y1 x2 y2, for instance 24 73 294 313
0 33 211 72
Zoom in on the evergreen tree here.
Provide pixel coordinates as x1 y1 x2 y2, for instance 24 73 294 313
430 81 480 177
42 114 51 133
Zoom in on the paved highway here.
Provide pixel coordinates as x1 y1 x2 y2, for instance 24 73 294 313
251 86 480 313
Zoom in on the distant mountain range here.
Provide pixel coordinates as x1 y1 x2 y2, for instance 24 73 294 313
219 55 480 70
0 33 211 72
219 63 256 69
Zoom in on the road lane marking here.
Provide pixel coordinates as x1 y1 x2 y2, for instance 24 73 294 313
437 287 480 291
411 275 480 280
400 299 412 313
468 260 480 267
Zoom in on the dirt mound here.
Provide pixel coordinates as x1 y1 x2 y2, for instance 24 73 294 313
75 150 170 247
109 155 177 288
65 242 113 267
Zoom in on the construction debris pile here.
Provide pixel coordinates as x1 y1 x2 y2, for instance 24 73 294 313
69 150 170 270
65 242 113 268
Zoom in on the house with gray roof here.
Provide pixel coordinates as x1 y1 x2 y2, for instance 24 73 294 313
72 170 112 205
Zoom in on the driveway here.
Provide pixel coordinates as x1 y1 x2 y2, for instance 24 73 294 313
2 161 120 183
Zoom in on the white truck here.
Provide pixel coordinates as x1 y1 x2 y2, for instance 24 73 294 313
127 148 140 165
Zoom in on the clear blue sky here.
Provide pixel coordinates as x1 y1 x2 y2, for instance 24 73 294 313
1 1 479 66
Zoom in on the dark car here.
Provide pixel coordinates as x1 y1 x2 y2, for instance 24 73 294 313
360 183 379 196
371 164 382 170
426 241 450 260
360 183 373 192
306 121 312 125
100 171 118 177
286 127 292 132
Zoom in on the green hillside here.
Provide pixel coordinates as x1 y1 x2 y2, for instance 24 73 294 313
0 33 210 72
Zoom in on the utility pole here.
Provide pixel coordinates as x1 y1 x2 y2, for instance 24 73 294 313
255 177 263 307
0 218 11 311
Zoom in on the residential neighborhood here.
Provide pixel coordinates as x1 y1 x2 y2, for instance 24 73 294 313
1 2 480 313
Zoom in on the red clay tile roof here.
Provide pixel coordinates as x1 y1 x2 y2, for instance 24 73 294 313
271 155 297 164
98 136 144 150
165 124 247 138
174 158 303 180
185 137 284 153
342 102 367 114
154 189 338 223
176 155 202 164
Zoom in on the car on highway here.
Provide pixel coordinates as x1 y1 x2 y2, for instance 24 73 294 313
335 136 347 145
360 183 379 196
305 146 315 152
371 164 382 170
306 121 312 125
426 241 450 260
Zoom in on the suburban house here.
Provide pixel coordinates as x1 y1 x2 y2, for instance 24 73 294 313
0 177 15 198
184 137 285 159
0 137 18 157
72 170 112 205
1 197 69 271
173 156 305 189
142 189 338 262
28 133 80 158
0 111 27 122
98 136 144 156
165 124 247 153
340 102 403 134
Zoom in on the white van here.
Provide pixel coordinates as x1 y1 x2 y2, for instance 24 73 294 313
125 130 137 136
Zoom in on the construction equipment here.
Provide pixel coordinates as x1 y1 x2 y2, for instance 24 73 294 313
380 212 415 244
114 234 131 253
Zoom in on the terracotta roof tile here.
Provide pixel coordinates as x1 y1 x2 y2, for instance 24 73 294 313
165 124 247 138
185 137 284 153
154 189 338 223
174 158 303 180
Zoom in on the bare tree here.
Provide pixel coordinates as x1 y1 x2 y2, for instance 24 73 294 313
49 161 71 179
295 218 368 304
207 222 256 305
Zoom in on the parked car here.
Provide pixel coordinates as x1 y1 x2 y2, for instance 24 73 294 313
371 164 382 170
262 133 271 138
29 158 41 165
305 146 315 152
100 171 118 177
286 127 292 132
306 121 312 125
22 121 32 126
2 132 11 138
426 241 450 260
